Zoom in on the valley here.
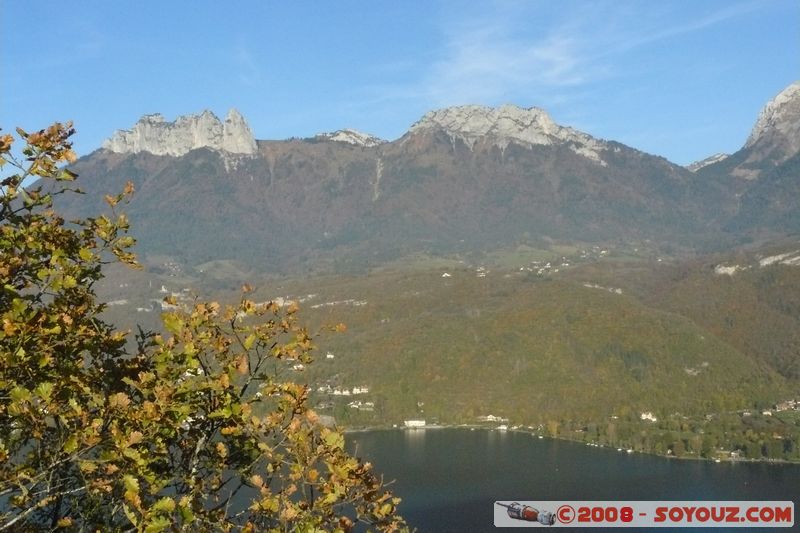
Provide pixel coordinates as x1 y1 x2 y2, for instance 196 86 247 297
40 81 800 463
96 239 800 462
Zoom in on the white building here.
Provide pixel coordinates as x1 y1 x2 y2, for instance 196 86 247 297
640 412 658 422
404 419 426 428
477 414 507 423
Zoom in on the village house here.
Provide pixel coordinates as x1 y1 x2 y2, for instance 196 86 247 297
640 412 657 422
477 414 508 423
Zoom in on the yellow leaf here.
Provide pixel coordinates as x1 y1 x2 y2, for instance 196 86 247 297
108 392 131 410
243 334 256 350
216 442 228 459
128 431 143 446
236 354 249 374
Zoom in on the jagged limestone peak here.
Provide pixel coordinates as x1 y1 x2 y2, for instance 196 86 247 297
315 128 387 148
746 81 800 148
732 81 800 180
408 104 608 165
103 108 257 156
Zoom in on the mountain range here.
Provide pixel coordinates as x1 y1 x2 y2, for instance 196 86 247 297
47 83 800 455
59 82 800 274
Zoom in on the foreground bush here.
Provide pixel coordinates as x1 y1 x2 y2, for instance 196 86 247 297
0 124 406 532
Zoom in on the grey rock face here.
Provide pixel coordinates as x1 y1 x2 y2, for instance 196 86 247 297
315 129 387 148
746 81 800 149
103 109 257 156
407 104 609 165
733 81 800 179
687 153 729 172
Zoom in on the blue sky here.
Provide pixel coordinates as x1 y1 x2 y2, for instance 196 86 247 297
2 0 797 165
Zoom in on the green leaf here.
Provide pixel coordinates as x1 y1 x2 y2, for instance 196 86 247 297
122 504 139 527
323 430 344 450
162 313 183 334
34 382 54 402
123 474 139 493
122 447 143 464
144 516 172 533
322 491 340 505
63 434 79 454
178 502 194 523
19 187 34 207
68 397 83 415
57 168 78 181
10 386 31 403
152 496 175 513
208 407 232 419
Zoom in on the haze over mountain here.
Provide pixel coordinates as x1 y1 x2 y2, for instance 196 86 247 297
61 82 799 274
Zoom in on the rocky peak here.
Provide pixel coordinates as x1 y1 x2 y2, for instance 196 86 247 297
745 81 800 148
103 109 258 156
732 81 800 180
315 128 386 148
407 104 608 165
687 152 729 172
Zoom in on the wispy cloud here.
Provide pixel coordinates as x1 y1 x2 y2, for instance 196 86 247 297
233 40 265 87
593 0 761 57
363 1 758 112
423 27 595 106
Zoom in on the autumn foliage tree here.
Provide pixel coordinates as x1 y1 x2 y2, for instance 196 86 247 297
0 124 406 532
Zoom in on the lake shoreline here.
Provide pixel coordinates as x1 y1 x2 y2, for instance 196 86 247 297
341 424 800 465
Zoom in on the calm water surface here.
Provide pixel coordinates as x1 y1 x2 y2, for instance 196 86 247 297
346 428 800 532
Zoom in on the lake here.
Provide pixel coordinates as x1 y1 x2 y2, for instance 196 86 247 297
345 428 800 532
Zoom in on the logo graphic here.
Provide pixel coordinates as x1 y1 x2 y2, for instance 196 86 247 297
496 502 555 526
556 504 575 524
494 501 794 528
